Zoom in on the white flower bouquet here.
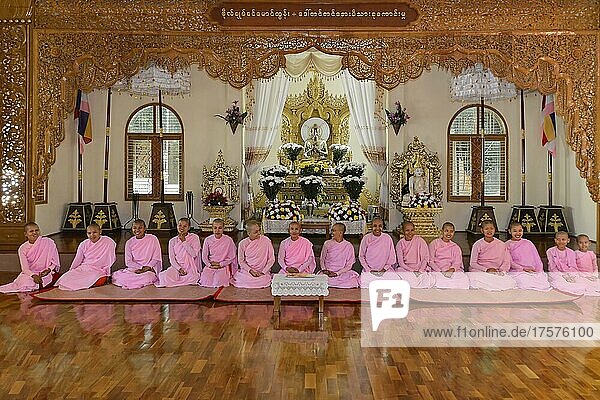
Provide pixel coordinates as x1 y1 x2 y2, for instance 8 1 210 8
330 144 350 166
335 162 366 178
258 175 286 202
264 199 302 220
260 164 290 178
280 143 304 163
328 201 366 221
407 192 441 208
340 175 366 201
298 175 324 200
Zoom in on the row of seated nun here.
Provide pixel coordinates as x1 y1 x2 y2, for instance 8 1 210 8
1 218 598 295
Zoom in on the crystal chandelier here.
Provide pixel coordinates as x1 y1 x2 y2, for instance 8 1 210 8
450 63 516 102
113 62 191 97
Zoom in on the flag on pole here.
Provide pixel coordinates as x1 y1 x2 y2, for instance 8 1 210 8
540 94 556 157
74 89 92 153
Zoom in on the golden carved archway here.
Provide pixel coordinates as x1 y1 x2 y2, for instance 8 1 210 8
33 33 598 202
0 0 598 247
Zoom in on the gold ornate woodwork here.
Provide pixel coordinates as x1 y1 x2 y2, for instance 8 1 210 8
17 0 600 217
279 74 350 166
399 207 443 240
390 136 443 208
202 150 240 205
0 22 29 248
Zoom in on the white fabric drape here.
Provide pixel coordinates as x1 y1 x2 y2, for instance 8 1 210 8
284 48 343 79
341 70 390 213
242 71 290 215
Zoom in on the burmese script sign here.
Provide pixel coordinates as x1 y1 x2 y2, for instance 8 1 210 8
209 2 419 29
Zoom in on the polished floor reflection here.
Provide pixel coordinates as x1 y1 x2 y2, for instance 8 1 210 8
1 285 600 399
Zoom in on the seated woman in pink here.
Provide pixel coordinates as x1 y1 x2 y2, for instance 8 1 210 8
468 221 516 291
427 222 469 289
55 223 116 291
156 218 201 287
358 217 397 287
575 234 599 280
231 220 275 288
112 219 162 290
547 231 600 295
505 222 550 291
396 221 433 288
200 219 237 287
319 222 359 288
0 222 60 293
277 221 316 274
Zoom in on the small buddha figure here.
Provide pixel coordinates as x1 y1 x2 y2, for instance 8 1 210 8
401 166 429 206
304 124 328 159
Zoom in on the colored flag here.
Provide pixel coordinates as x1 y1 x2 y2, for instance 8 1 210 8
74 89 92 153
540 94 556 157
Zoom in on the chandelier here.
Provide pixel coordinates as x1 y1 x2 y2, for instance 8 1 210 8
113 62 191 97
450 63 516 102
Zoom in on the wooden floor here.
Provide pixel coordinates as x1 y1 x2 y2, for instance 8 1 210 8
1 273 600 399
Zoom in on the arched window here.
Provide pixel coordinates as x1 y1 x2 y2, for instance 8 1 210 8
125 103 184 201
447 104 508 202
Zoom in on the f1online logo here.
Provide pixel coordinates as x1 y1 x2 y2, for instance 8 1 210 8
369 279 411 331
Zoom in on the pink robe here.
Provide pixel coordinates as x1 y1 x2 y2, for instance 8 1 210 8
199 234 237 287
575 250 598 274
358 233 397 288
156 233 201 287
55 236 116 291
396 236 433 288
547 247 600 296
112 234 162 289
0 236 60 293
468 238 516 291
505 238 550 291
427 238 469 289
277 236 316 274
231 235 275 288
319 239 359 288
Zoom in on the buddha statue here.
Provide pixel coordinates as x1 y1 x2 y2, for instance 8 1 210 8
401 164 429 206
303 124 328 160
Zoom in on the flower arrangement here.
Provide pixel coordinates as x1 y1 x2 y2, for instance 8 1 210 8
260 164 290 178
328 201 366 221
215 100 247 134
330 144 350 166
335 162 366 178
280 143 304 163
298 159 330 177
204 191 229 206
407 192 441 208
298 175 324 200
258 175 285 202
385 101 410 135
264 199 302 220
340 175 366 202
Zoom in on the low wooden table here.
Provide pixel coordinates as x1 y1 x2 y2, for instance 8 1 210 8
301 218 331 237
271 274 329 315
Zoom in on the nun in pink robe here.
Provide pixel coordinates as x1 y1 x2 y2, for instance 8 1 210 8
156 232 201 287
199 233 237 287
547 246 600 295
278 236 316 274
231 234 275 288
428 238 470 289
319 234 359 288
112 233 162 289
468 237 516 291
0 235 60 293
358 219 397 288
56 231 116 291
505 238 550 291
395 226 434 288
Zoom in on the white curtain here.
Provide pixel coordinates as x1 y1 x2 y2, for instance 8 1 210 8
242 71 290 216
284 48 343 79
341 70 390 214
